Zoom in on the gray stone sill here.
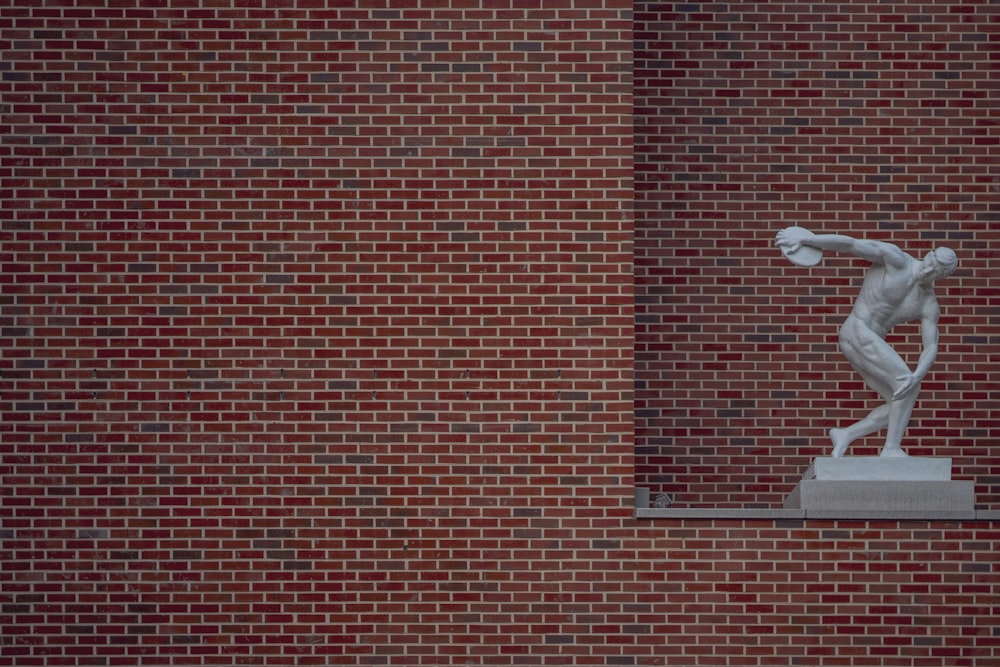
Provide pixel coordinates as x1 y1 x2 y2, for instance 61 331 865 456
636 508 1000 521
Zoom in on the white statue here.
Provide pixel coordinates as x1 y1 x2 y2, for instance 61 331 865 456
775 227 957 458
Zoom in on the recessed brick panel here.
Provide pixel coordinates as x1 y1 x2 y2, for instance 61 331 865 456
636 1 1000 510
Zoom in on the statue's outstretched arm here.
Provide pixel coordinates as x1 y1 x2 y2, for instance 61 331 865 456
803 232 907 267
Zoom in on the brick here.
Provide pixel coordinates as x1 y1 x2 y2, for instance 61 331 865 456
2 2 999 667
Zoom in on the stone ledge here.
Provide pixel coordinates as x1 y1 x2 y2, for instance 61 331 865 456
635 507 806 519
634 507 806 520
635 507 997 521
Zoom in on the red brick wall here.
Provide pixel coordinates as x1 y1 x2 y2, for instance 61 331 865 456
2 3 999 667
636 1 1000 510
1 3 635 665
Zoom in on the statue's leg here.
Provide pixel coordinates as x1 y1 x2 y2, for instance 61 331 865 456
836 319 912 456
882 388 919 457
830 403 889 457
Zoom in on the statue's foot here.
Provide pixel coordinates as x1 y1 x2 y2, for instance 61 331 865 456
879 447 909 458
829 428 850 458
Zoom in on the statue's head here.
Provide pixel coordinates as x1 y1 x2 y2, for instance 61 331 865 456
922 246 957 282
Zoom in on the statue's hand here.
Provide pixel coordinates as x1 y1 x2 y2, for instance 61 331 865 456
893 373 919 400
775 229 801 254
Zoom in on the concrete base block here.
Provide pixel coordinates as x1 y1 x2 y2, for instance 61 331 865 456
784 480 975 518
805 457 952 481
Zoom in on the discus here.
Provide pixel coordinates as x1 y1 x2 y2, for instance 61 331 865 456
778 226 823 267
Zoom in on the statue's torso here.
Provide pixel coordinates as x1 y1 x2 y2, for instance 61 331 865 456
851 260 933 336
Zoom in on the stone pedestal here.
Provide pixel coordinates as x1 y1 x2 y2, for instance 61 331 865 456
784 457 975 518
